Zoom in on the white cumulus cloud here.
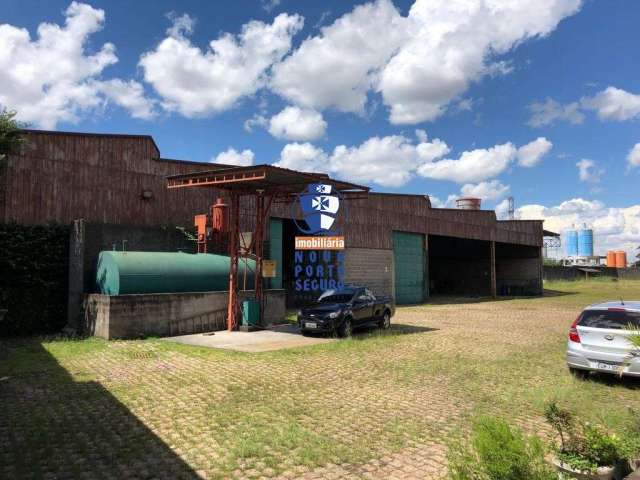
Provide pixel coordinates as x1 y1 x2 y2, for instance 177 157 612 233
517 198 640 257
330 135 439 187
379 0 582 124
243 113 268 132
140 12 303 117
495 198 513 219
581 86 640 121
212 148 255 166
628 143 640 169
275 142 328 173
96 79 157 120
527 99 585 127
0 1 155 128
268 106 327 141
271 0 580 124
274 134 450 188
528 86 640 126
460 180 510 202
517 137 553 167
271 0 407 114
417 137 551 183
417 143 517 183
276 135 547 187
576 159 603 183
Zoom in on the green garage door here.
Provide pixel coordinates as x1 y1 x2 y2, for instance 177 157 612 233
393 231 425 304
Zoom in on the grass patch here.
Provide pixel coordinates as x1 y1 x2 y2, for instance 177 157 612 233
3 280 640 478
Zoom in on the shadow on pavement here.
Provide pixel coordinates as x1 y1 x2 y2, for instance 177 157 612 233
302 323 438 340
0 339 199 479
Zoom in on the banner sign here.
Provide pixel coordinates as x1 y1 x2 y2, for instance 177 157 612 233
291 183 347 295
294 236 345 250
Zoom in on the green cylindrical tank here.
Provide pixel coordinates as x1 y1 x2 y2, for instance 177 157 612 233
96 251 256 295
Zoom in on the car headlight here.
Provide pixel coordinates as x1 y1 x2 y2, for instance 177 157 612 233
327 310 341 319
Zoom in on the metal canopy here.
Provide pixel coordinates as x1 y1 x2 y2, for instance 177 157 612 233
167 164 369 195
167 164 368 332
543 229 560 237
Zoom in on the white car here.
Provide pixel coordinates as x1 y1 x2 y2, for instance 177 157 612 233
566 301 640 378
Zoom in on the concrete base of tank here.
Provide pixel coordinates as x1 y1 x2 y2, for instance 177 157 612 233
164 324 335 353
84 289 286 340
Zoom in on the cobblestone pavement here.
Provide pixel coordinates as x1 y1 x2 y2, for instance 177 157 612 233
2 295 639 479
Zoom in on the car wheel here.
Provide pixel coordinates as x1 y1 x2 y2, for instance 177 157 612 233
569 367 589 380
379 311 391 330
337 317 352 338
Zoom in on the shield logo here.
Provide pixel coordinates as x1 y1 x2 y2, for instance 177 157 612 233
294 183 341 234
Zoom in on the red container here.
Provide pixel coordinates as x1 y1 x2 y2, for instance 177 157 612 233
212 198 229 232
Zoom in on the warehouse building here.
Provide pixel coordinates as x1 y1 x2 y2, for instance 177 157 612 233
0 130 543 334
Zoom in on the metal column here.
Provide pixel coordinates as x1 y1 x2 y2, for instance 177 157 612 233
490 240 497 298
254 194 265 324
227 193 240 330
252 193 273 326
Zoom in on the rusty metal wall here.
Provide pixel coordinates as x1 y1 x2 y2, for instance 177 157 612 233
1 131 543 247
2 131 220 226
343 194 542 249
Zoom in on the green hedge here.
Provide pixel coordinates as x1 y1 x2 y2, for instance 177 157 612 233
0 224 69 336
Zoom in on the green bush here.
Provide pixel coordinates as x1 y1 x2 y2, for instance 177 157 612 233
447 416 555 480
620 409 640 461
545 400 631 473
0 223 69 336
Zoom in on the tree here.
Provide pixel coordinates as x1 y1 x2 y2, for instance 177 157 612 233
0 108 26 161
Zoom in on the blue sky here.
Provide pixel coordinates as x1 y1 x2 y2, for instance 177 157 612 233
1 0 639 255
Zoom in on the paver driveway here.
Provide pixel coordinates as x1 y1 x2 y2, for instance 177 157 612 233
2 281 640 479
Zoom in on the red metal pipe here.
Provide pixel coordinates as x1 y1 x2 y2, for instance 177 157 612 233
227 193 240 330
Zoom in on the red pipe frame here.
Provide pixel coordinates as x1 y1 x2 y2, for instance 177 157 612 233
226 191 275 330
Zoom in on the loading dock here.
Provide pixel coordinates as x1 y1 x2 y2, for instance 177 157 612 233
495 242 543 295
428 234 492 296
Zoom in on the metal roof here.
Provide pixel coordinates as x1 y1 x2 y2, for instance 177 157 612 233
166 164 370 195
543 229 561 237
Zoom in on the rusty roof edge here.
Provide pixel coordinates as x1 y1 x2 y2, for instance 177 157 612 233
166 163 370 192
365 192 432 208
497 219 545 224
159 158 233 168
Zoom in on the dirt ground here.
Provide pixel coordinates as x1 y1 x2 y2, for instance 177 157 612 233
2 280 640 480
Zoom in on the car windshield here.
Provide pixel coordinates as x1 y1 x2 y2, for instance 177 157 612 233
578 309 640 330
318 289 356 303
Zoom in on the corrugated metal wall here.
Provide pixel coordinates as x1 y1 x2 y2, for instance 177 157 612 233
2 131 219 226
343 194 542 249
1 131 543 249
